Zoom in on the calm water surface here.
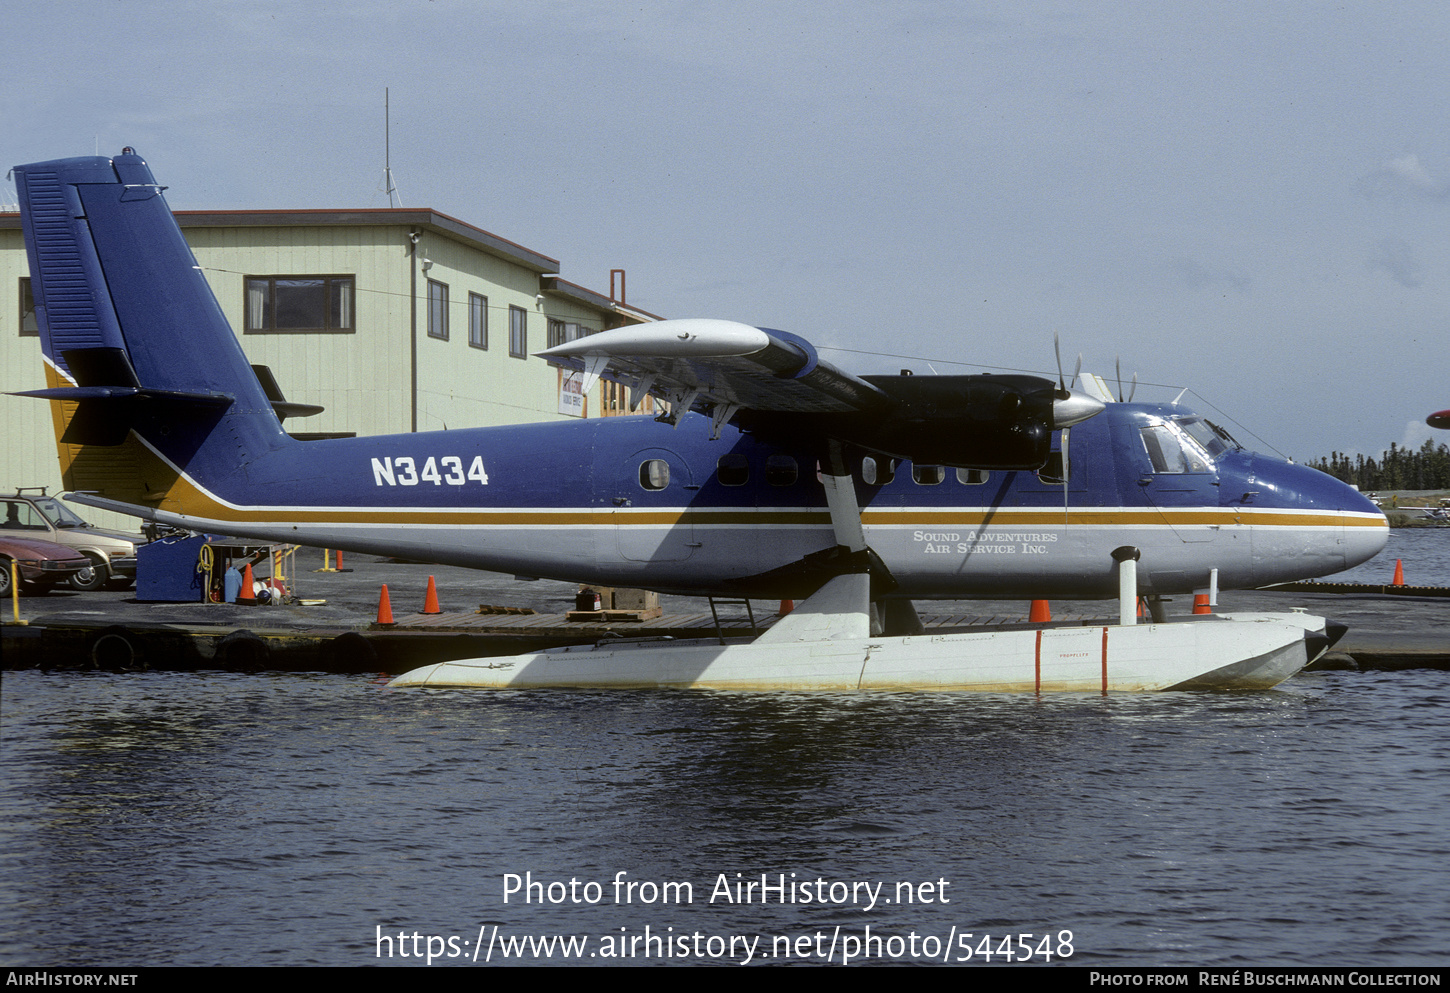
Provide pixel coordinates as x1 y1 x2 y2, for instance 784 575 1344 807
2 530 1447 968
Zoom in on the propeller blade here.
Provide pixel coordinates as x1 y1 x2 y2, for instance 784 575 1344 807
1061 426 1072 523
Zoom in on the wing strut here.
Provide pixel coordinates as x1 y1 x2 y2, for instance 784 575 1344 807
754 441 877 645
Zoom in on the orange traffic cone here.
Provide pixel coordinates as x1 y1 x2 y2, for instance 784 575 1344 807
1392 559 1405 586
1029 599 1051 622
423 575 441 614
376 584 395 625
1192 594 1212 615
236 563 257 605
777 599 794 616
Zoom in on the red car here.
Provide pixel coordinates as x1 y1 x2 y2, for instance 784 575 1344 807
0 536 92 596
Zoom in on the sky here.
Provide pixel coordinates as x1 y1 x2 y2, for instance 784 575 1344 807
4 0 1447 463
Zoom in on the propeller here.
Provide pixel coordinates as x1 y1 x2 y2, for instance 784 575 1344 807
1052 333 1085 525
1053 333 1082 399
1115 358 1137 403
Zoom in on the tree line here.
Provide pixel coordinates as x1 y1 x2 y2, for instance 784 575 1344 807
1307 439 1450 491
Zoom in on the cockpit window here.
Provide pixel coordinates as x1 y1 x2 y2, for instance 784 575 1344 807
1140 421 1213 473
1175 416 1239 458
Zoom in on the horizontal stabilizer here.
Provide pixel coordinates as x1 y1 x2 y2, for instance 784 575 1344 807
251 365 324 421
10 386 234 446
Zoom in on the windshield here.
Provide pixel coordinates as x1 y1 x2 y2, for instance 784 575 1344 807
32 496 90 528
1140 419 1214 473
1175 416 1240 458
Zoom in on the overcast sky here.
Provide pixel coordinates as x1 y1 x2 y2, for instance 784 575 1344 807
5 1 1446 462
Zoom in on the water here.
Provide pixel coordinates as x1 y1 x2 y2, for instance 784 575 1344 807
3 531 1449 968
1332 525 1450 587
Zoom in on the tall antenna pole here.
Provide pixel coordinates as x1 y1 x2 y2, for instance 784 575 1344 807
383 87 401 208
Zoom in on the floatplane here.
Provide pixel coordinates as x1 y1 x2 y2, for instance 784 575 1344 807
11 149 1388 691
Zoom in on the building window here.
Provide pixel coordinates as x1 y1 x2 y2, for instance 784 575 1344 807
469 293 487 349
18 278 38 337
427 279 449 340
244 275 354 333
547 320 588 348
509 305 527 358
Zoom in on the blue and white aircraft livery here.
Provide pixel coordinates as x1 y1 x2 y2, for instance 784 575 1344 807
9 149 1387 690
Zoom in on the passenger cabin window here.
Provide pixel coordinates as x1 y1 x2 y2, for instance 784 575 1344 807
245 275 354 333
956 468 990 485
716 454 749 486
861 456 896 486
912 464 945 485
639 459 670 490
766 455 798 486
1140 422 1212 474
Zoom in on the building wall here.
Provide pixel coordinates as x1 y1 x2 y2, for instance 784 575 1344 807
1 212 646 532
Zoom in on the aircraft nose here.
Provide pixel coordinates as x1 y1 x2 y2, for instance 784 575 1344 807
1342 516 1389 571
1316 470 1389 570
1241 456 1388 578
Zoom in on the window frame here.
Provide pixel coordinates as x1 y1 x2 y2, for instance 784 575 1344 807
18 278 38 337
509 305 528 359
427 278 449 341
243 274 355 334
912 464 946 486
716 454 750 486
765 455 799 487
468 292 488 350
861 456 896 486
639 459 671 490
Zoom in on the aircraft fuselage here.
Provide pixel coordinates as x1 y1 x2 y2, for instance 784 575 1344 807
105 397 1386 601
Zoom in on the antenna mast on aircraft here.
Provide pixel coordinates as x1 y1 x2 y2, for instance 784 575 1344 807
381 87 403 208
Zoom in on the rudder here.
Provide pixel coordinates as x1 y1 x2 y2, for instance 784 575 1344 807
11 148 291 512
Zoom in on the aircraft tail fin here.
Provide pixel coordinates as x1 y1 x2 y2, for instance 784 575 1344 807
11 149 289 513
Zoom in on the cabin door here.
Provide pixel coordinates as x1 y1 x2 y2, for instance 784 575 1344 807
614 447 697 562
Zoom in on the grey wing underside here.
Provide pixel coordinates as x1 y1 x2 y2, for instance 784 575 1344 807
536 318 888 437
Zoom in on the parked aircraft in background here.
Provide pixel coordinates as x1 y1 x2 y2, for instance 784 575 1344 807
10 149 1385 690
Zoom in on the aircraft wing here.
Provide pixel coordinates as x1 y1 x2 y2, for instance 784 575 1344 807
538 318 1103 469
538 319 890 436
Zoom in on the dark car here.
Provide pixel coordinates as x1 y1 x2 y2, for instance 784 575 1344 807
0 535 92 596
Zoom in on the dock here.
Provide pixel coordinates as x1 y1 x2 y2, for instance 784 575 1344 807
3 557 1447 676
